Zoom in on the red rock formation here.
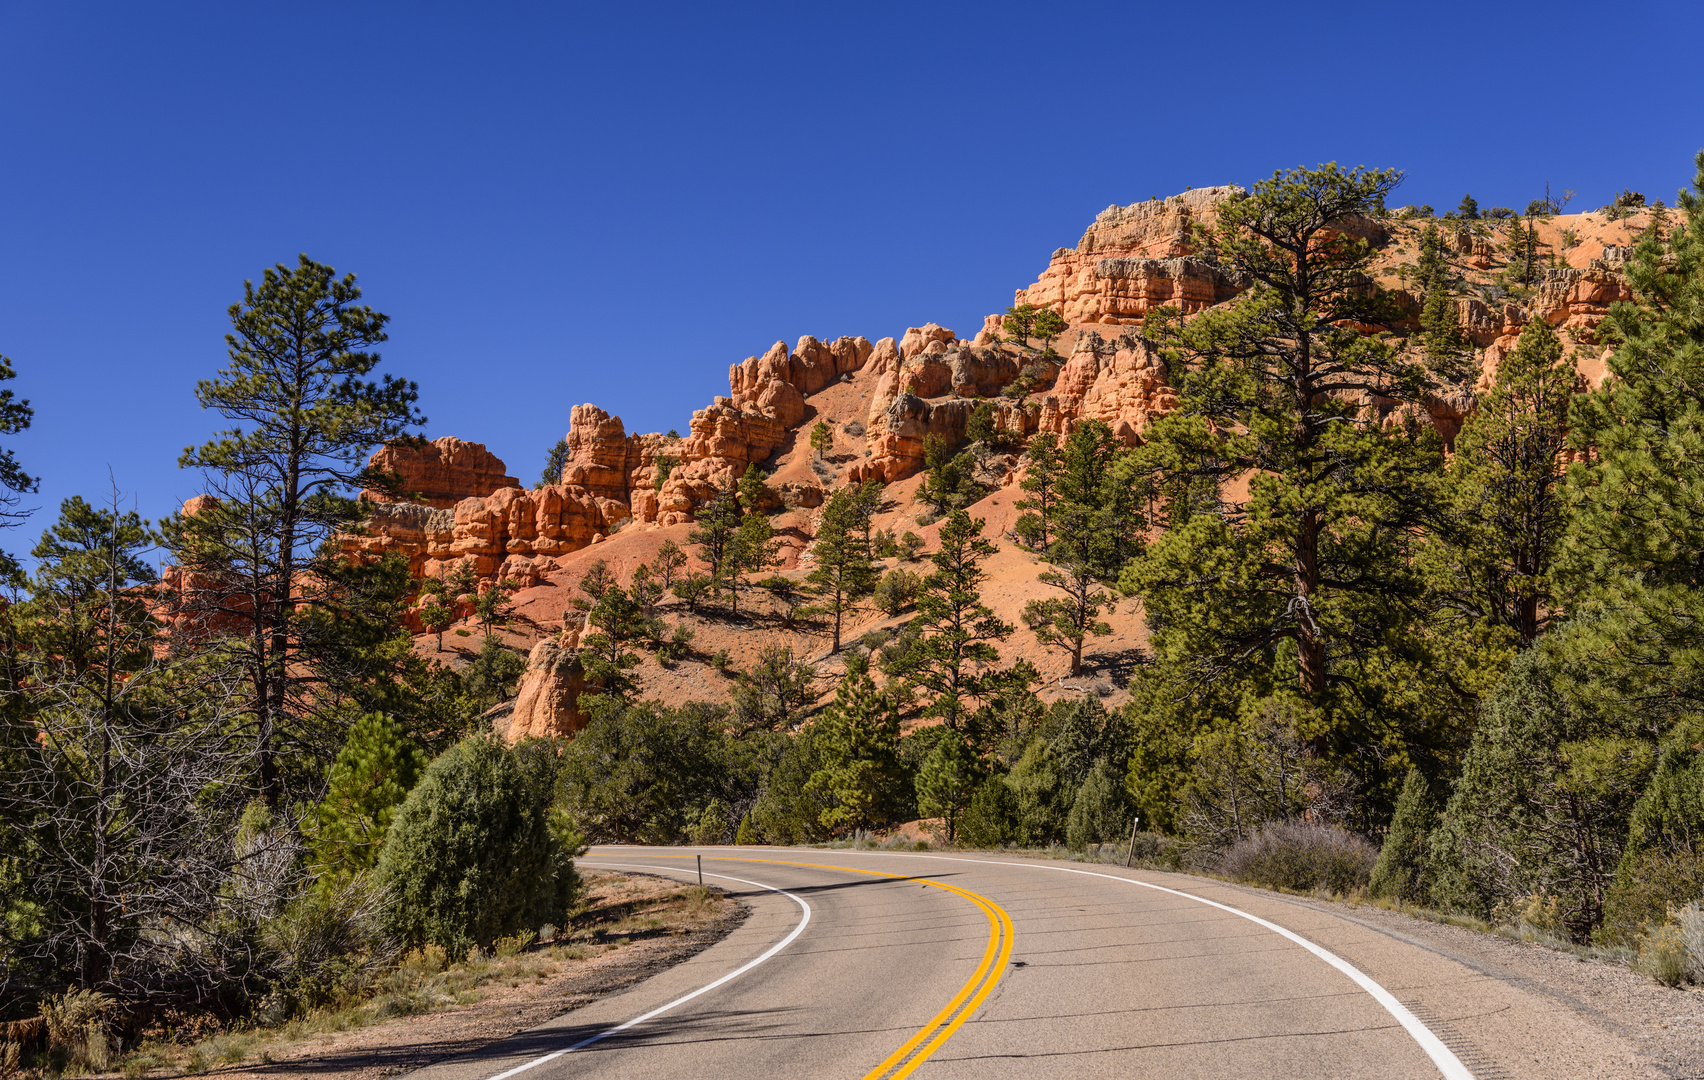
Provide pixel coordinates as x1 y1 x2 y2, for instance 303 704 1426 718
500 638 589 742
364 437 518 508
1035 331 1177 445
342 334 872 579
728 335 874 427
1014 187 1248 324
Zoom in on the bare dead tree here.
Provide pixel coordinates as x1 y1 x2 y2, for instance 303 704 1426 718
0 486 264 1003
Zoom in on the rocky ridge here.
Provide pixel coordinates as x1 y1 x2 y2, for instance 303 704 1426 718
332 188 1662 738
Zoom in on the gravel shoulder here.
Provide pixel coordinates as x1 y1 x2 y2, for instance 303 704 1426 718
1255 888 1704 1078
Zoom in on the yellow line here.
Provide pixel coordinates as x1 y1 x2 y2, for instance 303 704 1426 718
701 857 1013 1080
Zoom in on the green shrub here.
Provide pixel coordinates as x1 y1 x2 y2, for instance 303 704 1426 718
1609 718 1704 933
377 737 581 958
873 568 922 616
748 726 831 845
957 776 1018 849
556 701 731 844
1368 768 1441 904
1428 648 1651 939
1217 820 1377 895
1603 851 1704 944
694 799 732 845
1007 739 1071 847
1065 759 1131 851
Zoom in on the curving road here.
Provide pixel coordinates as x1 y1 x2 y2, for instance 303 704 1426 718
405 847 1647 1080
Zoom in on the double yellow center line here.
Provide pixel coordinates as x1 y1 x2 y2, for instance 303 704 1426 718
730 858 1015 1080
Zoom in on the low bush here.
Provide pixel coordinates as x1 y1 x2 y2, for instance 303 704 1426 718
42 989 114 1073
263 872 399 1012
1217 820 1377 895
873 568 922 616
378 737 581 959
1637 920 1691 987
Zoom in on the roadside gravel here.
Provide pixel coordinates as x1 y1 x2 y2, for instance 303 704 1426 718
1256 888 1704 1078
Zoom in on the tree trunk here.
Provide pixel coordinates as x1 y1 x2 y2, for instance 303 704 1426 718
1295 510 1325 698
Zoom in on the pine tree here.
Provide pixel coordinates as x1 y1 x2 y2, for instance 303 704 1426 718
0 354 36 576
1456 194 1480 220
652 538 689 592
728 512 779 616
1419 284 1467 364
803 483 880 651
310 711 425 884
443 558 480 607
1065 759 1133 850
1427 319 1573 649
537 438 570 488
737 462 769 514
1021 554 1114 676
1033 308 1068 357
1367 768 1440 904
1007 738 1070 847
688 484 741 602
580 584 645 699
806 656 905 833
881 511 1013 728
1416 225 1467 367
419 599 454 651
915 730 980 844
171 255 423 806
1558 150 1704 724
809 421 833 455
473 577 519 635
1002 304 1039 350
1014 432 1062 550
1121 165 1440 758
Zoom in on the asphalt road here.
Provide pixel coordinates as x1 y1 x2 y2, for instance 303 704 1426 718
405 847 1650 1080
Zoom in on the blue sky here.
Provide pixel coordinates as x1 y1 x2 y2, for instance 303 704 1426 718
1 0 1699 553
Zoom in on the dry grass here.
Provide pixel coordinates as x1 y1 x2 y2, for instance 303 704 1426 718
96 872 734 1080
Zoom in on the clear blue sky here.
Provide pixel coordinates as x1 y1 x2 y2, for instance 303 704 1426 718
1 0 1699 552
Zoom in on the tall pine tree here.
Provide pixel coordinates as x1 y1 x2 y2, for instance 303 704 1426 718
1557 151 1704 729
1123 164 1447 779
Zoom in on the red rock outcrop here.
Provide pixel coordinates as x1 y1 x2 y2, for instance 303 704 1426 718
500 638 589 742
344 413 657 582
364 437 518 508
728 335 873 427
343 334 871 580
1034 331 1177 445
1014 187 1248 324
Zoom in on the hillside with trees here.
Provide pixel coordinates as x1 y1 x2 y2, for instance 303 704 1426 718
6 155 1704 1071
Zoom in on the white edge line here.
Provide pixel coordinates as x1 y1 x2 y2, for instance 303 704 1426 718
481 862 811 1080
690 849 1475 1080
